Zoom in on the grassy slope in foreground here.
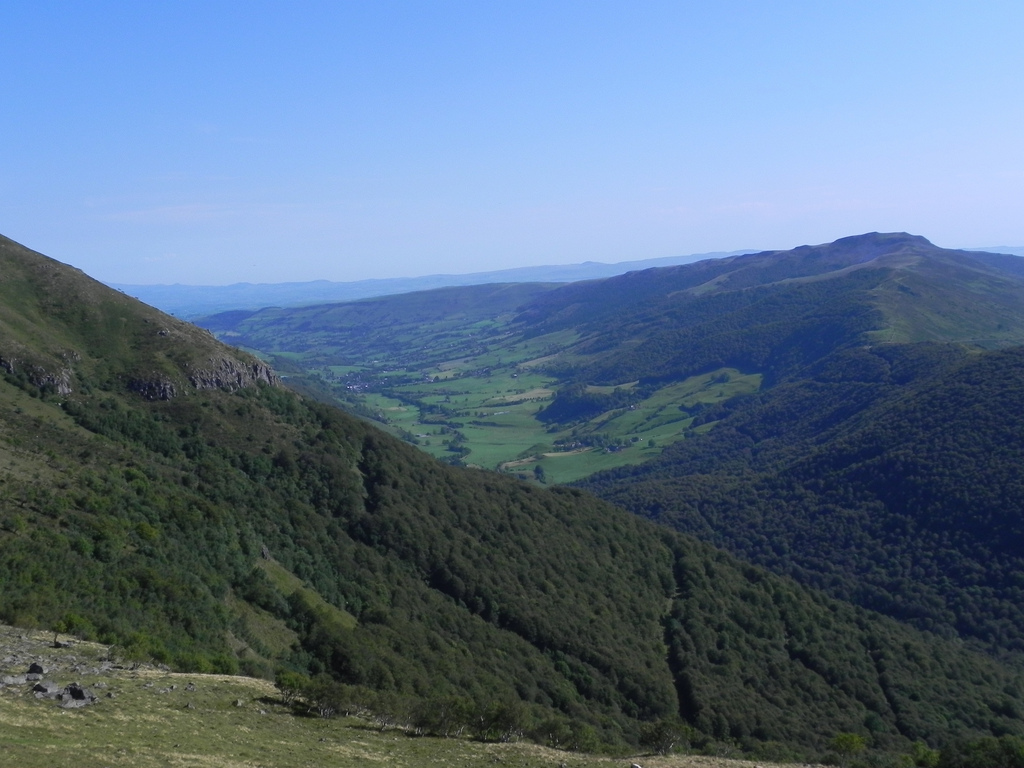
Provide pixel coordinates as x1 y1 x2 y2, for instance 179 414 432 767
0 624 811 768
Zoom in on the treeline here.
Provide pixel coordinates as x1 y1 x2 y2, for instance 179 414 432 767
537 382 646 425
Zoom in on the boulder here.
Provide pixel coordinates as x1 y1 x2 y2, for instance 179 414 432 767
59 683 98 708
32 680 61 698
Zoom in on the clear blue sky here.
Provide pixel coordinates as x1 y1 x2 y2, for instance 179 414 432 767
3 1 1022 285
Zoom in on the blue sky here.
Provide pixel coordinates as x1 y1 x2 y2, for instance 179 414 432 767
3 1 1022 285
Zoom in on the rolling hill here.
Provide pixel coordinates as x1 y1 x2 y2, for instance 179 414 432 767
581 340 1024 659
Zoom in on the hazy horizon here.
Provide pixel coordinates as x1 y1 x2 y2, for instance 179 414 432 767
4 2 1023 285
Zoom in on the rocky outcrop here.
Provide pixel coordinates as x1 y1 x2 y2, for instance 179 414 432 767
187 357 277 392
58 682 98 708
32 680 61 697
127 378 179 401
0 352 74 395
126 356 277 401
35 369 73 395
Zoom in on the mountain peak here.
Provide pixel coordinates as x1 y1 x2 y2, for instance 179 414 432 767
831 231 933 248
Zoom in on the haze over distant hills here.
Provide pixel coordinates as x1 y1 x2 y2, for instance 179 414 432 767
108 249 754 318
975 246 1024 256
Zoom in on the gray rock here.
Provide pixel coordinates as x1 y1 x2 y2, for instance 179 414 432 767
58 683 98 708
32 680 61 698
2 675 27 685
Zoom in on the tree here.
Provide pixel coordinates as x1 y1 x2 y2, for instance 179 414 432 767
476 700 527 742
641 716 692 756
274 669 310 705
830 733 867 766
910 740 940 767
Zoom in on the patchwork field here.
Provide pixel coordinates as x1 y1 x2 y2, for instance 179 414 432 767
200 283 770 483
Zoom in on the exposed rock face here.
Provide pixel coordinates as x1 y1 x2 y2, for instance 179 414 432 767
127 378 179 401
126 356 278 400
32 367 73 395
187 357 277 391
0 353 73 395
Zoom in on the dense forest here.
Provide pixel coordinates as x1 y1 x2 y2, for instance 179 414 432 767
581 341 1024 660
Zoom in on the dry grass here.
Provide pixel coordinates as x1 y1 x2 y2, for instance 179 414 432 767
0 624 819 768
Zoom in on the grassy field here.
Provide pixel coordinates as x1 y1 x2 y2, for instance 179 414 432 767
0 624 811 768
350 355 759 482
208 290 763 484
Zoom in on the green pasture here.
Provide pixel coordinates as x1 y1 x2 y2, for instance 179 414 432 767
366 367 762 479
328 363 760 480
272 305 760 483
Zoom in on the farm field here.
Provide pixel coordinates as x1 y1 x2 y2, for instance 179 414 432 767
203 289 764 483
351 358 759 483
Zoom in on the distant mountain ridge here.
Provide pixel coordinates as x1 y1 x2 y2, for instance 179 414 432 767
973 245 1024 256
108 249 754 318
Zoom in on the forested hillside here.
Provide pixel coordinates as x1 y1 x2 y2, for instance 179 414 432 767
582 341 1024 659
3 233 1024 758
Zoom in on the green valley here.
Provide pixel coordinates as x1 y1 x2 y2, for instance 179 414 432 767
200 290 766 484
